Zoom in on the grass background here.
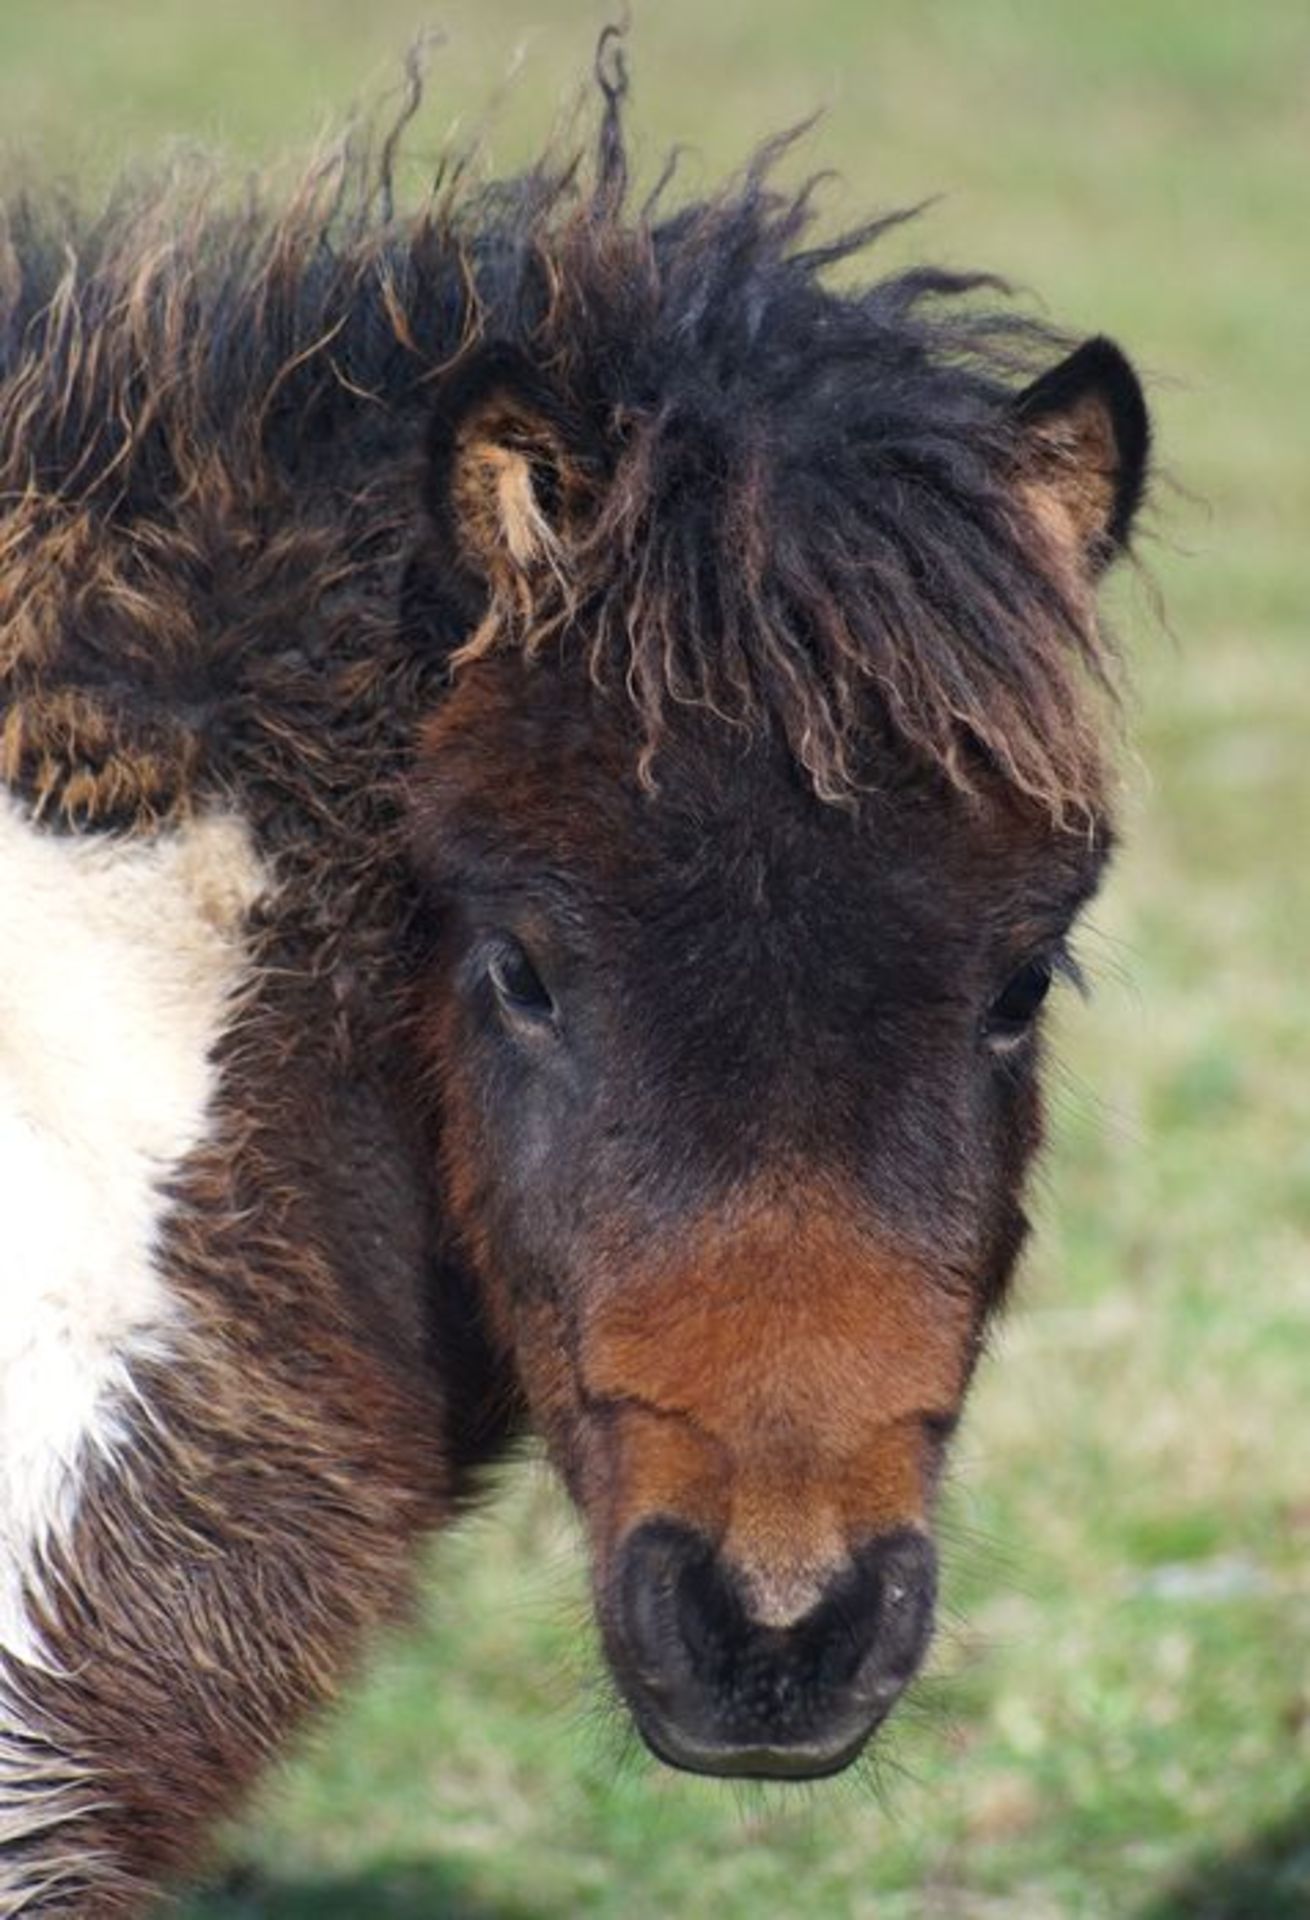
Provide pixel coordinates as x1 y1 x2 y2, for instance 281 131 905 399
2 2 1306 1914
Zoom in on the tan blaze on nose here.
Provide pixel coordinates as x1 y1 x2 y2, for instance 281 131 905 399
579 1199 973 1625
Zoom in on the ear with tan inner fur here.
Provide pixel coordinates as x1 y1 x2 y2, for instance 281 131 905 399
419 342 594 649
1011 335 1149 574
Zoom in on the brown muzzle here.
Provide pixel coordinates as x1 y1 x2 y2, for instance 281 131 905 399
576 1198 972 1776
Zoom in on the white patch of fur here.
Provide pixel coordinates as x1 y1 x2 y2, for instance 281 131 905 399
0 798 265 1671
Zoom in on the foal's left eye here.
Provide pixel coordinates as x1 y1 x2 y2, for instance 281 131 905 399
487 938 556 1023
985 954 1054 1043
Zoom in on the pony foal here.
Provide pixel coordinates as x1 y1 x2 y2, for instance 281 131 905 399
0 63 1148 1914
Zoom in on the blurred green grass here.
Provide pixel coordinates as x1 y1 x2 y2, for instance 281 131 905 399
2 3 1306 1914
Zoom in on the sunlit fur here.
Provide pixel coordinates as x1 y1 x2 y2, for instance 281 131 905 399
0 49 1124 833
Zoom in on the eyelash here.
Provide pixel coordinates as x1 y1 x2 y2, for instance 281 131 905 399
983 939 1084 1048
1050 941 1087 996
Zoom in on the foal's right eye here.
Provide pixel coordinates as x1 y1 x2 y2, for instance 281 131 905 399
984 953 1054 1044
486 938 556 1024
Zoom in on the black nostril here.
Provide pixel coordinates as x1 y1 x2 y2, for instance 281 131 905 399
811 1609 868 1692
860 1528 938 1690
674 1539 746 1669
788 1527 936 1695
616 1520 735 1685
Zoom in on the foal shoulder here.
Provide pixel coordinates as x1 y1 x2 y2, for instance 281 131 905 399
0 795 266 1664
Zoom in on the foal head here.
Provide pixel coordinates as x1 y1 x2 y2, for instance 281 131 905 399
405 170 1148 1778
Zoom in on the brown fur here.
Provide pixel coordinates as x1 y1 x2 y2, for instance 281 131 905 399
574 1195 968 1619
1019 390 1128 563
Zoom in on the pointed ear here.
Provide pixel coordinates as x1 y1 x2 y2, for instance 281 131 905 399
417 342 594 626
1011 336 1150 573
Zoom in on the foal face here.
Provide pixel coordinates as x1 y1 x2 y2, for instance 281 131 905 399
409 662 1107 1778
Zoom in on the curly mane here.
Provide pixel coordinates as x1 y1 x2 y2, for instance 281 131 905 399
0 34 1120 829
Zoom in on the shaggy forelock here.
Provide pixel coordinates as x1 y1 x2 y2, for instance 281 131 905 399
450 59 1120 818
0 34 1117 824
